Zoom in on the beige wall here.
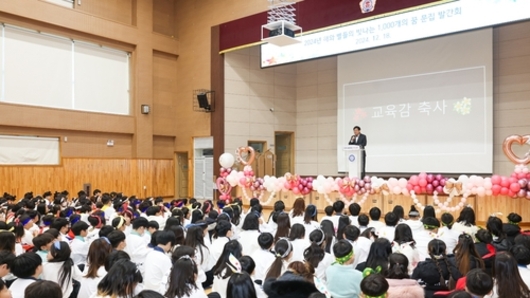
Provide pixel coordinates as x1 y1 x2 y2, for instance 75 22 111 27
225 20 530 177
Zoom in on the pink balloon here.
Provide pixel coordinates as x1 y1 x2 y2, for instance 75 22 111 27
510 183 521 193
509 177 518 184
518 189 526 198
363 176 371 183
409 175 419 186
365 183 371 190
500 187 509 196
426 184 434 194
419 172 427 179
492 185 501 196
426 174 434 183
435 174 443 181
440 178 446 187
419 179 428 187
519 179 528 188
435 186 444 193
432 180 439 187
298 184 304 190
358 180 365 188
491 175 501 185
500 178 510 188
406 184 414 191
292 188 300 195
476 187 485 197
486 189 493 196
414 186 422 194
393 186 401 194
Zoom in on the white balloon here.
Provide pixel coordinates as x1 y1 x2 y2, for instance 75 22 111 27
219 153 235 168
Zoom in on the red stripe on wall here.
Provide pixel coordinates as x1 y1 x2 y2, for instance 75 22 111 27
219 0 443 51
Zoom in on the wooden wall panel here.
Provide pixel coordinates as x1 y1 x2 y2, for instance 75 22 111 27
153 51 178 136
153 0 176 37
0 158 174 198
74 0 134 25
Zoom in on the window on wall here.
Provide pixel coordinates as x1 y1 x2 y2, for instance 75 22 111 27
0 24 130 115
43 0 74 9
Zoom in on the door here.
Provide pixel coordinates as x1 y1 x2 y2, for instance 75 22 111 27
175 152 189 198
275 132 294 177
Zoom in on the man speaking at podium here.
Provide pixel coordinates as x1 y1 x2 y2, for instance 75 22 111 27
348 126 367 178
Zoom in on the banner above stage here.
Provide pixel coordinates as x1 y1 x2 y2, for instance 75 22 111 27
260 0 530 68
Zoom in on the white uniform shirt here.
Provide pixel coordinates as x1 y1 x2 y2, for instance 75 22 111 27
144 247 172 294
10 278 36 298
124 231 150 275
238 230 261 256
78 266 107 298
250 249 276 281
42 260 83 298
209 237 230 269
70 236 89 266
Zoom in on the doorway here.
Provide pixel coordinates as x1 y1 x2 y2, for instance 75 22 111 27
175 152 189 198
274 132 294 177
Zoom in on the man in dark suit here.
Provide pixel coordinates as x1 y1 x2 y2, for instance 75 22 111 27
348 126 367 178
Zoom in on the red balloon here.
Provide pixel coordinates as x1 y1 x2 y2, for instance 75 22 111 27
510 183 521 193
409 175 419 186
432 180 439 187
414 186 421 194
500 187 509 196
491 175 501 185
492 185 502 195
509 177 518 184
406 184 414 191
419 179 428 187
500 178 510 188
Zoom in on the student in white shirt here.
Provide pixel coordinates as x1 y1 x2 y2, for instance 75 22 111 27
264 239 293 280
238 256 266 298
70 221 90 267
92 259 142 298
378 212 398 241
358 214 370 234
144 231 177 293
212 240 243 298
265 201 285 234
348 203 362 227
31 233 54 263
210 220 232 268
320 220 336 256
146 206 166 231
439 213 460 255
86 213 105 244
392 223 420 273
107 230 127 251
288 224 310 263
185 224 212 289
237 213 261 257
452 206 479 240
414 217 441 261
512 245 530 287
305 229 334 281
124 217 150 275
250 233 276 282
367 207 385 232
17 214 36 246
343 225 370 268
404 206 424 235
10 253 42 298
301 205 320 240
100 195 116 223
165 255 213 298
78 238 112 298
23 280 63 298
320 206 335 225
289 198 306 225
330 201 347 230
42 241 83 298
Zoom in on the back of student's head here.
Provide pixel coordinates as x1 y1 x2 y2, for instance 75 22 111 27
358 214 369 226
50 217 69 231
242 213 259 231
387 253 409 279
476 229 493 244
0 250 15 272
332 239 353 259
369 207 381 221
343 225 360 242
457 207 476 226
511 244 530 266
107 230 126 249
215 219 232 238
507 212 522 225
486 216 505 238
98 259 142 298
349 203 361 216
465 268 493 296
365 238 392 275
384 212 398 226
336 215 351 240
332 201 345 213
132 217 149 230
257 232 274 250
24 280 63 298
165 256 198 298
360 272 389 297
227 271 256 298
239 255 256 275
324 206 333 216
12 252 42 278
447 291 472 298
515 234 530 250
288 223 306 241
99 225 115 238
71 221 89 236
105 250 131 271
86 238 113 278
441 213 455 229
265 238 292 280
156 230 177 246
273 200 285 212
32 233 54 251
423 217 440 230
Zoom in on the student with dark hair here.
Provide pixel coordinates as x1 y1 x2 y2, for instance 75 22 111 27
504 212 522 245
491 251 530 298
86 212 105 243
238 213 261 256
104 250 131 272
273 213 290 243
31 233 54 263
422 205 436 221
79 238 113 298
210 220 232 267
266 201 285 232
165 255 218 298
511 244 530 285
146 206 165 230
95 259 142 298
343 225 371 268
134 290 165 298
348 203 361 226
301 204 319 239
287 223 308 263
107 230 127 251
392 205 405 223
227 264 257 298
475 229 495 276
358 214 370 234
404 205 423 233
51 218 70 241
379 212 398 241
487 216 511 252
368 207 384 231
98 225 114 239
465 268 493 297
415 216 441 261
185 224 211 288
454 233 485 276
249 232 275 282
144 230 176 292
24 280 63 298
111 216 128 232
391 223 420 272
326 240 363 298
289 198 306 224
10 253 42 298
331 201 346 230
411 239 461 298
124 217 150 276
320 206 334 224
265 239 293 280
212 240 243 298
356 237 392 273
0 251 14 279
70 221 90 267
304 229 334 281
385 253 424 297
319 220 336 254
42 241 82 298
360 271 389 298
336 215 350 241
439 213 460 254
453 207 479 239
